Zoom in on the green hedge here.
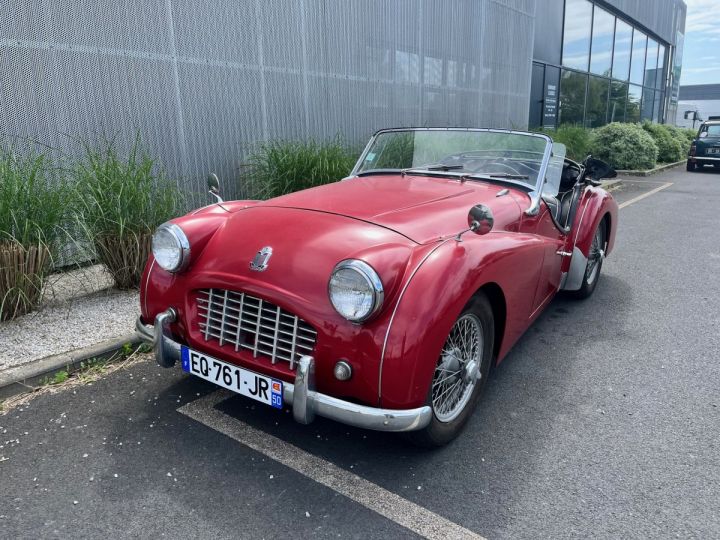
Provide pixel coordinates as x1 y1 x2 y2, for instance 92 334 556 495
588 123 658 170
641 121 685 163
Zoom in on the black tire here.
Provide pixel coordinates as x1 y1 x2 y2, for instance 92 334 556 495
686 160 695 172
406 292 494 447
569 220 606 300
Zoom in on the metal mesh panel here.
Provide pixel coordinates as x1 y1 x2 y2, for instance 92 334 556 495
1 0 536 204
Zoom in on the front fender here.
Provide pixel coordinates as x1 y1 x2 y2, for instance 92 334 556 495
379 232 550 409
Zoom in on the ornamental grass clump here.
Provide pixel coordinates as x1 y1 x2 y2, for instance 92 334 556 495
246 138 358 199
0 148 70 320
539 124 592 162
589 123 658 170
73 137 182 289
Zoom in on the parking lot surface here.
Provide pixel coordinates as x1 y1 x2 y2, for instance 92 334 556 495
1 167 719 539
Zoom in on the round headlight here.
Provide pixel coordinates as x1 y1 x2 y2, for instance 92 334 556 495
152 222 190 273
328 260 384 322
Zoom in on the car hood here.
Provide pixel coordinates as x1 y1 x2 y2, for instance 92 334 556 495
253 174 523 244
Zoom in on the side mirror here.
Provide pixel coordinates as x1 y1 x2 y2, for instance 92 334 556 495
207 173 223 203
699 132 708 138
468 204 494 235
583 156 616 181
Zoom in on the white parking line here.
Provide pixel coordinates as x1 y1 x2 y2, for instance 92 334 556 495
178 390 485 540
618 182 673 209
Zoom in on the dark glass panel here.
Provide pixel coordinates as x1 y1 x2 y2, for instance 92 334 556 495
586 76 610 127
627 84 642 122
653 90 663 122
562 0 593 70
608 81 628 123
641 87 654 120
559 69 587 125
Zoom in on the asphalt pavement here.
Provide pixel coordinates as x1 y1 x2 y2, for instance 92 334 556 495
1 166 719 539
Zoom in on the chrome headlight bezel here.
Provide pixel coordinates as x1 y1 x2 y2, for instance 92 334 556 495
328 259 384 323
152 222 190 273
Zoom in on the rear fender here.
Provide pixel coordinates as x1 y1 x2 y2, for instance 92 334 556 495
379 232 549 409
572 186 618 257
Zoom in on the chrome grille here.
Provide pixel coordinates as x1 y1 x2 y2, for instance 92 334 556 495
196 288 317 369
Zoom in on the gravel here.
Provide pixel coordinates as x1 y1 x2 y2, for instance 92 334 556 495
0 265 138 371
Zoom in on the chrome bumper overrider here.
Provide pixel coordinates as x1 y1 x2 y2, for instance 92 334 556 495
136 309 432 432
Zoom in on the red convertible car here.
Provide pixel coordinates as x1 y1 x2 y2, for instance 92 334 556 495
136 128 618 446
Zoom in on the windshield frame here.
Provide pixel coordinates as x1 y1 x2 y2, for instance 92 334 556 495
350 127 554 215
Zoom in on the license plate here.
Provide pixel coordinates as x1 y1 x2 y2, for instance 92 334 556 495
181 346 283 408
708 148 719 154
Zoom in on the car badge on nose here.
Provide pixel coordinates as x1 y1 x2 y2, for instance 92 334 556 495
250 246 273 272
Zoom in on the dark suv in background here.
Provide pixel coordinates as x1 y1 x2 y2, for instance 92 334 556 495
688 118 720 172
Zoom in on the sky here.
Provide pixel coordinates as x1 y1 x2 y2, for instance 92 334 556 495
680 0 720 85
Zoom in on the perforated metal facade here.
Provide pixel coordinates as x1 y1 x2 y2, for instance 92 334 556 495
1 0 536 199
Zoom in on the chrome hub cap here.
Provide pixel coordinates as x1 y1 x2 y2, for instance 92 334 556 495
431 313 483 423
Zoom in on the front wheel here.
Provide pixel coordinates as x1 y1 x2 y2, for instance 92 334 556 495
407 293 494 447
569 221 606 299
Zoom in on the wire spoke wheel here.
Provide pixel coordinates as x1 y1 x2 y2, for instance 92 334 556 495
431 313 483 423
585 226 604 285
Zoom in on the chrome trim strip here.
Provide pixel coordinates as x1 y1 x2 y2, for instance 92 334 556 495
136 319 432 432
378 239 452 402
693 156 720 162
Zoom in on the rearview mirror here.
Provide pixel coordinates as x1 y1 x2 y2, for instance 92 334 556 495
468 204 494 235
583 157 616 181
207 173 223 203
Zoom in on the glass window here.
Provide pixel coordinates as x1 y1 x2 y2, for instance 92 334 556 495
559 69 587 125
590 6 615 76
612 19 632 80
608 81 628 123
627 84 642 122
641 87 654 120
586 76 610 127
653 90 663 122
630 30 647 85
656 44 666 88
645 39 659 87
562 0 593 70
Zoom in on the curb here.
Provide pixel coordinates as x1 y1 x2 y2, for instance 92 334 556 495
0 333 141 401
601 179 623 192
616 160 686 177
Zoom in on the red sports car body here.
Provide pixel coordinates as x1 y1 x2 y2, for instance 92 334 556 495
137 128 618 445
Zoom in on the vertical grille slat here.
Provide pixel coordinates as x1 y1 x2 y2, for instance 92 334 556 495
195 288 317 369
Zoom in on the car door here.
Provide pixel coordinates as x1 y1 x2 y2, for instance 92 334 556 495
519 203 566 315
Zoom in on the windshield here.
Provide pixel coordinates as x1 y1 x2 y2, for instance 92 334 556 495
701 124 720 137
354 129 555 189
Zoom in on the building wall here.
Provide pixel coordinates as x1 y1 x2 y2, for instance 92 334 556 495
0 0 536 200
600 0 686 45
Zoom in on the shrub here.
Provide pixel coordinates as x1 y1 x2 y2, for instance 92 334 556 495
589 123 658 170
664 124 693 155
540 124 592 162
641 122 685 163
0 147 71 320
73 136 182 289
245 138 358 199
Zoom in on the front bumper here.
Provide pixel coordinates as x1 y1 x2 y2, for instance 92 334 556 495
136 309 432 432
